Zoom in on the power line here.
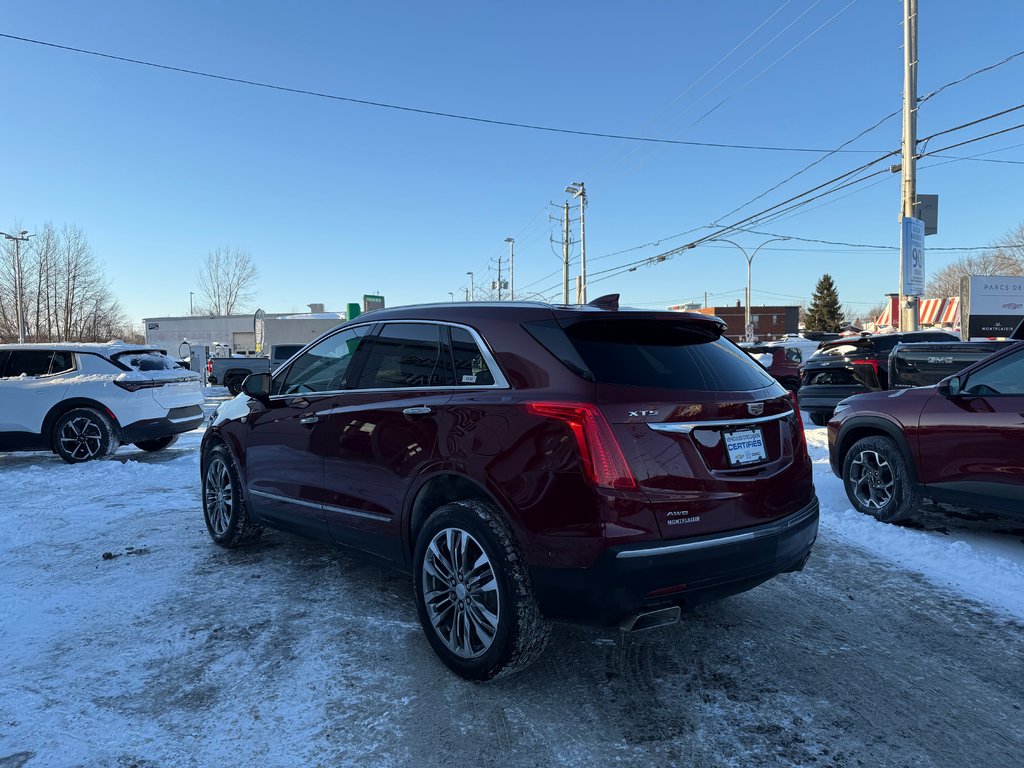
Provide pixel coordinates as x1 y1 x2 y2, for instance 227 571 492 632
918 102 1024 145
919 48 1024 103
919 121 1024 158
0 31 886 155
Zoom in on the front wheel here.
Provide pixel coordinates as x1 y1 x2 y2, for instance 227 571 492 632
842 436 920 523
413 501 550 681
202 444 262 547
134 434 179 452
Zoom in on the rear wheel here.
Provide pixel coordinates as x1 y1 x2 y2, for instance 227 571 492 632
133 435 179 452
225 374 245 396
202 444 262 547
413 500 549 681
53 408 119 463
842 436 920 523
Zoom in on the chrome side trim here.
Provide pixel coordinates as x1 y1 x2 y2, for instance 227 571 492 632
648 408 795 434
249 489 390 522
614 499 818 560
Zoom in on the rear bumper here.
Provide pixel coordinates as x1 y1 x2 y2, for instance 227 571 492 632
120 405 204 443
530 497 819 627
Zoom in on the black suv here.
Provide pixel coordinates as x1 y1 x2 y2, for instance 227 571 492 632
797 331 959 425
201 297 818 680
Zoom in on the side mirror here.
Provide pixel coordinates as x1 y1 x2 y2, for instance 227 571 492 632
242 372 271 400
937 375 961 398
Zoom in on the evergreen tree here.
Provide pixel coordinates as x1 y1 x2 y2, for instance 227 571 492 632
804 273 844 332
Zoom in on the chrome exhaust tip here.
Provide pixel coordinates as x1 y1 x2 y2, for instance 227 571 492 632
619 605 681 632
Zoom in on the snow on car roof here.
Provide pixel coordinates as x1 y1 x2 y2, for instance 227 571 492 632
0 341 163 355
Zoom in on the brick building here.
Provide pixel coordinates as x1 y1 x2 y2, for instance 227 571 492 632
668 301 800 342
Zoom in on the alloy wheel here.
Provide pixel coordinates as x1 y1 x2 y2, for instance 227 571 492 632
849 449 896 509
421 527 500 659
59 416 104 461
204 457 234 536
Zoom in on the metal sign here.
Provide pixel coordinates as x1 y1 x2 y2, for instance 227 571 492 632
914 194 938 235
900 217 925 297
962 276 1024 339
363 294 385 313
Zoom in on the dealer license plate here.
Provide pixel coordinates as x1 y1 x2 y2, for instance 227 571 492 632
724 428 767 466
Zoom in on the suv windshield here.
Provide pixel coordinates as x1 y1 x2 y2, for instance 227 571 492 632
113 350 179 371
556 318 775 391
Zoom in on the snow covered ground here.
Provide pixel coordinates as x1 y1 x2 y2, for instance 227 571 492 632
1 394 1022 766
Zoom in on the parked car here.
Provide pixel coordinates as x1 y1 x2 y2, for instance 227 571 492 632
0 342 204 462
828 339 1024 523
797 331 959 425
207 344 304 394
200 297 819 680
742 344 803 392
888 340 1013 389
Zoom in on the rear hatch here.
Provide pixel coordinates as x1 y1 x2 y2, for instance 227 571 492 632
538 314 813 539
112 350 203 410
798 338 880 408
889 341 1009 389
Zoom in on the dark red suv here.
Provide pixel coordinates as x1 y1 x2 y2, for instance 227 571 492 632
200 298 818 679
829 340 1024 524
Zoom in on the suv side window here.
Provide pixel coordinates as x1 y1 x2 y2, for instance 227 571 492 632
785 347 803 363
6 350 59 377
450 327 495 386
963 349 1024 396
50 351 75 374
354 323 453 389
276 326 372 395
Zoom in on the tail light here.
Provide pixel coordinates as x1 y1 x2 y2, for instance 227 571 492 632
113 378 165 392
852 359 880 376
788 390 806 445
207 359 213 374
521 402 637 490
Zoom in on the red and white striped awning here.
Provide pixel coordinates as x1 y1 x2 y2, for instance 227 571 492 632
940 297 960 325
919 298 944 325
876 303 892 326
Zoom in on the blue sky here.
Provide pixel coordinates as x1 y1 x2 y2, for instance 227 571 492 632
2 1 1023 324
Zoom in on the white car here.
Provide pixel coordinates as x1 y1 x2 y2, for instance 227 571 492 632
0 342 204 463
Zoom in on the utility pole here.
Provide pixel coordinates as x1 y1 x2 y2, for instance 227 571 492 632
562 202 570 304
900 0 920 331
496 254 503 301
566 182 587 303
466 271 474 302
504 237 515 300
1 230 32 343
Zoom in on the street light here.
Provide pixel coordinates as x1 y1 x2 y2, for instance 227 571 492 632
189 291 195 315
504 237 515 301
714 237 789 341
448 291 455 302
466 271 474 302
565 182 586 302
1 230 32 343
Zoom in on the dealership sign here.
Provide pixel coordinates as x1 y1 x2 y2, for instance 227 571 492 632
962 275 1024 339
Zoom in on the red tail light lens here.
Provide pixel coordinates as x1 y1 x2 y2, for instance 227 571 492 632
207 359 213 374
852 359 880 375
522 402 637 490
113 378 165 392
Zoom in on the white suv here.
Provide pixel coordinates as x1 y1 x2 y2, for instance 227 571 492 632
0 342 204 463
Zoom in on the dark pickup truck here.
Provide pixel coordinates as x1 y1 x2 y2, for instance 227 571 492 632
207 344 304 395
888 341 1015 389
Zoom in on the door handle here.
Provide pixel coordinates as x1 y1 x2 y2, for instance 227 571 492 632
299 415 319 425
402 406 433 417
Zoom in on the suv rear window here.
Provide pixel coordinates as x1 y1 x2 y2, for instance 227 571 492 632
113 351 179 371
541 318 775 391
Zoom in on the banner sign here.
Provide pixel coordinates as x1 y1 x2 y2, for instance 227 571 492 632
900 217 925 296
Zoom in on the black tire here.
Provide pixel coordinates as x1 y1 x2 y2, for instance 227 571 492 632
225 374 245 396
53 407 120 463
808 412 831 427
413 500 550 681
202 444 263 547
133 434 179 452
842 435 921 523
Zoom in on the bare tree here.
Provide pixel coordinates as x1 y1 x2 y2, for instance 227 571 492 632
0 222 131 343
196 246 259 316
926 221 1024 297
